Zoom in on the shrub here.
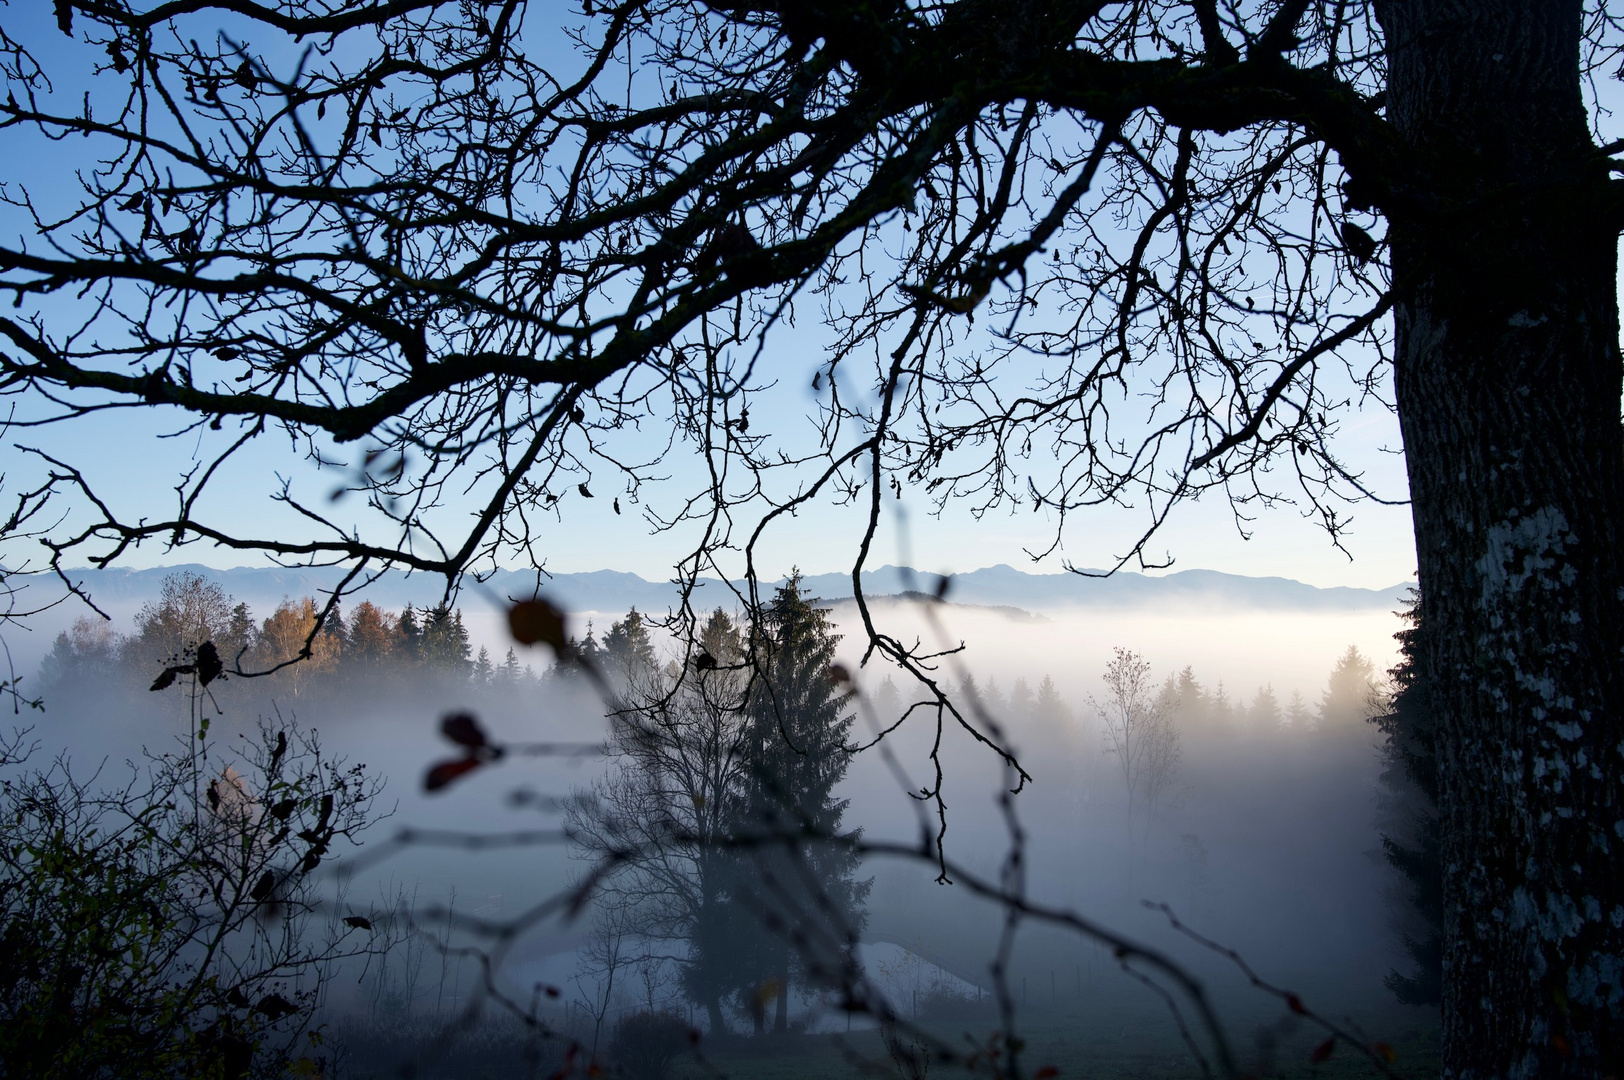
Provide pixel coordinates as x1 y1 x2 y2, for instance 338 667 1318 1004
610 1010 692 1080
0 723 385 1079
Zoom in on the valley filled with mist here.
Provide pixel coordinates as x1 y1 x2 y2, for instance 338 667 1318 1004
6 563 1432 1080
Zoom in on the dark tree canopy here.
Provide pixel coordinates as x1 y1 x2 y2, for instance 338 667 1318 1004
4 2 1624 1077
736 575 868 1033
1370 591 1442 1009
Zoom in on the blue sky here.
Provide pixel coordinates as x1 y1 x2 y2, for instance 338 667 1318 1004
9 353 1416 589
0 2 1419 592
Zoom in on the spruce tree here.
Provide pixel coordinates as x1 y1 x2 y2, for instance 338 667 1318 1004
396 606 423 666
872 676 902 727
316 602 346 674
1372 593 1443 1007
1317 646 1377 732
602 608 657 685
979 676 1007 720
419 605 472 676
1007 676 1035 721
472 646 494 689
222 602 256 666
1175 667 1206 720
499 647 524 691
1249 685 1282 735
1033 674 1069 730
734 575 869 1035
1209 682 1235 734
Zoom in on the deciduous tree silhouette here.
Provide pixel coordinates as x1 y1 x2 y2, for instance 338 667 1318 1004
1091 648 1182 861
566 608 755 1038
252 596 338 696
4 2 1623 1072
124 571 234 679
569 589 867 1040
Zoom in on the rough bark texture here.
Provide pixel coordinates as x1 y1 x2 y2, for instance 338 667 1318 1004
1380 1 1624 1076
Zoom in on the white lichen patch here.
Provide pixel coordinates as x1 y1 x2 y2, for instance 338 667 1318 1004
1568 951 1624 1009
1511 886 1590 942
1475 505 1579 616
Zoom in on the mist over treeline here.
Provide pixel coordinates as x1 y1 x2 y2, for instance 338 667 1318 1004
37 570 543 709
12 569 1433 1079
35 569 1387 739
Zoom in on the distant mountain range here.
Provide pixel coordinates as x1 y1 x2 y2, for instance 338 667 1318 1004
37 562 1413 620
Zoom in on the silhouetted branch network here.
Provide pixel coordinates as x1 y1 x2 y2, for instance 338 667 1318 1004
0 445 62 714
0 0 1434 833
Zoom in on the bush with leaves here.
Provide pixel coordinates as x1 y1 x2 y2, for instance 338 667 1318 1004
0 722 387 1080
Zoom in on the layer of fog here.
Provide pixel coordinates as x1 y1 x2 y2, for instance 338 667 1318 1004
15 592 1413 1052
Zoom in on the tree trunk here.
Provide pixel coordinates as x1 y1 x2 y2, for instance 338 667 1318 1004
774 973 789 1034
706 996 726 1039
1380 1 1624 1075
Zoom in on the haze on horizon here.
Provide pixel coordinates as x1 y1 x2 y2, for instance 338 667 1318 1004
12 563 1416 1079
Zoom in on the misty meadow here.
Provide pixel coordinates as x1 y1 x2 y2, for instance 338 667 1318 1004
4 565 1432 1079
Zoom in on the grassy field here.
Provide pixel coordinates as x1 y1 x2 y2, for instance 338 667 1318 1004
332 979 1440 1080
678 993 1440 1080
